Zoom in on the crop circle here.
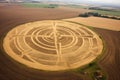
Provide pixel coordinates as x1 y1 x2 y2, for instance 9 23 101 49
3 20 103 71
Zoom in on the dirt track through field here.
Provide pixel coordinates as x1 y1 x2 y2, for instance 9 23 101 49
0 3 120 80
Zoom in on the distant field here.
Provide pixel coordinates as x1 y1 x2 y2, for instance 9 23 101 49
92 10 120 17
64 4 120 17
20 3 120 17
21 3 58 8
63 5 89 9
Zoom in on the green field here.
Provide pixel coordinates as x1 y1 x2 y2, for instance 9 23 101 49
91 10 120 17
21 3 58 8
64 5 89 9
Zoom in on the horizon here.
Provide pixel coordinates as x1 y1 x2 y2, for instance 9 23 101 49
33 0 120 5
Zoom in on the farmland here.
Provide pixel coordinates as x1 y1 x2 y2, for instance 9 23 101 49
65 17 120 31
21 3 58 8
64 4 120 17
0 3 120 80
63 4 89 9
20 2 120 17
92 10 120 17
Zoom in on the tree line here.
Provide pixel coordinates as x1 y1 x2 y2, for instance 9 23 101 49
79 12 120 20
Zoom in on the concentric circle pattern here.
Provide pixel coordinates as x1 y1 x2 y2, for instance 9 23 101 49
3 20 103 71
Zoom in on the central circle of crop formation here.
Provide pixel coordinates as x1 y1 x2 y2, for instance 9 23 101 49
3 20 103 71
